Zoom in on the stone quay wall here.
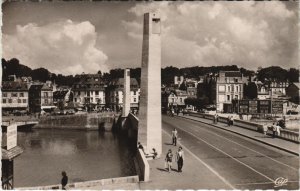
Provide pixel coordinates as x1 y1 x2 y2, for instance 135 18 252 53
35 113 118 131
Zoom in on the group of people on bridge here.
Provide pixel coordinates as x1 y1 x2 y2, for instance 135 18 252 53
164 128 185 173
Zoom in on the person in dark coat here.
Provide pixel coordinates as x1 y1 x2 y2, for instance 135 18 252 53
61 171 68 190
176 146 185 172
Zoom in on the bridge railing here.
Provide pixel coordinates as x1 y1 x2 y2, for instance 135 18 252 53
188 112 299 143
278 129 300 143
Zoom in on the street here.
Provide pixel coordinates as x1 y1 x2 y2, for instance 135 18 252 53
162 115 299 190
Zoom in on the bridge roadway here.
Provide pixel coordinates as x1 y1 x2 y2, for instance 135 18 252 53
162 115 299 190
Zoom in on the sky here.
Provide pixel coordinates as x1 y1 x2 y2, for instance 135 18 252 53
2 1 299 75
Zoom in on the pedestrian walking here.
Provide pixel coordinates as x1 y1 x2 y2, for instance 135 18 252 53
176 146 185 172
263 124 268 135
276 122 282 136
171 128 178 146
227 116 231 126
61 171 68 190
213 114 218 124
165 149 173 172
176 108 179 116
272 122 277 138
230 116 234 126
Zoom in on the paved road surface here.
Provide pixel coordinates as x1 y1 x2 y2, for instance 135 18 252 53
162 115 299 190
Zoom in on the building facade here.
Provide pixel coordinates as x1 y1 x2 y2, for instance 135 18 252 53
286 82 300 103
215 71 244 112
2 81 29 114
106 78 140 111
72 74 105 110
29 83 54 113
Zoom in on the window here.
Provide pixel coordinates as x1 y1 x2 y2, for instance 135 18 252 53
44 92 48 98
12 93 17 97
180 98 183 103
134 98 137 102
227 95 230 101
3 93 7 97
236 86 239 92
87 91 90 96
133 91 136 95
8 99 12 103
228 86 230 92
3 99 6 103
44 99 48 104
23 99 27 103
235 95 238 99
18 99 21 103
74 98 77 102
95 91 99 95
234 78 238 83
20 93 24 97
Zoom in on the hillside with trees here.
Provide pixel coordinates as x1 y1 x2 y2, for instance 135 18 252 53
2 58 299 87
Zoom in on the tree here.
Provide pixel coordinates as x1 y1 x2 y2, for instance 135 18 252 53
244 82 258 99
32 68 51 82
185 97 209 110
257 66 288 82
286 68 299 83
161 66 180 85
179 83 187 91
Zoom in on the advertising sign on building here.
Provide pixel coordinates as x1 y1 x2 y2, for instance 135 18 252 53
239 100 249 114
272 100 283 114
7 123 17 150
249 100 258 114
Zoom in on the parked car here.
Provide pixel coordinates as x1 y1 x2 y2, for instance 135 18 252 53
53 108 63 115
182 109 189 116
75 110 87 115
287 110 298 115
65 109 75 115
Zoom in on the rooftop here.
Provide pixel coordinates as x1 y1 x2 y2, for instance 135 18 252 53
2 81 28 91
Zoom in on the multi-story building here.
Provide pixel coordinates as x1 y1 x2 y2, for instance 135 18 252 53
268 81 289 97
215 71 244 112
72 74 106 110
161 89 188 110
186 81 197 98
106 78 140 111
256 81 270 100
2 81 29 114
29 82 54 113
286 82 300 103
53 88 73 109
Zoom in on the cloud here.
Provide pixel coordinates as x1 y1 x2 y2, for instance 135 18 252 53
123 1 298 70
3 20 108 75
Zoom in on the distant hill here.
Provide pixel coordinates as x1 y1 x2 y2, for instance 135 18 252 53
2 58 298 87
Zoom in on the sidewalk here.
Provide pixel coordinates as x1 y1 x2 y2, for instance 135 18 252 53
139 131 235 190
179 115 299 156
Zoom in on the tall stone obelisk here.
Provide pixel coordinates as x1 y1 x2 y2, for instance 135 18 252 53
123 68 131 117
138 12 162 156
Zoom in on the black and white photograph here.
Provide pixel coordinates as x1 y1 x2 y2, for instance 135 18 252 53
1 1 299 190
